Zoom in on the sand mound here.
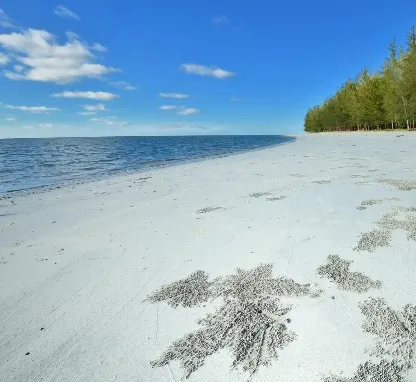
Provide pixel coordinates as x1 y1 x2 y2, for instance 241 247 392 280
317 255 381 293
323 360 404 382
146 270 212 308
355 206 416 252
148 264 319 378
323 298 416 382
325 298 416 381
361 298 416 371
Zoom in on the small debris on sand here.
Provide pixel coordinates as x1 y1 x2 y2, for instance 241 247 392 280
361 199 383 206
288 173 307 178
317 255 381 293
266 195 287 201
312 180 332 184
356 199 383 210
248 192 272 198
378 179 416 191
196 206 223 214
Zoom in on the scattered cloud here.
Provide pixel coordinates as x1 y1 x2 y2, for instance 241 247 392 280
159 105 177 110
230 97 240 102
0 29 117 84
110 80 136 90
5 117 16 121
0 9 14 28
212 15 239 31
13 64 24 72
177 107 200 116
90 116 131 127
54 5 80 21
38 123 53 128
160 92 189 99
146 122 223 135
52 91 119 100
160 105 200 115
77 111 96 115
6 105 59 113
0 52 9 65
65 31 79 41
213 15 230 26
90 116 113 122
90 42 107 52
181 64 235 79
83 103 107 111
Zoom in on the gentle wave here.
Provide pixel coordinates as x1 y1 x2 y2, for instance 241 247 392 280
0 135 294 194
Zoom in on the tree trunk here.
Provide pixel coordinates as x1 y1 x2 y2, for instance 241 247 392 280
407 119 410 130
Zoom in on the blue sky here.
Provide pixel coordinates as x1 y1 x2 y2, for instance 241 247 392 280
0 0 416 138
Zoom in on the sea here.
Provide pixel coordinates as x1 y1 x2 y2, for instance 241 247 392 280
0 135 294 194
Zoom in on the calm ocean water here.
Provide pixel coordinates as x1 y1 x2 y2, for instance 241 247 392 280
0 135 294 194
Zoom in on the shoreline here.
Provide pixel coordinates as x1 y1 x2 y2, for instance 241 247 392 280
1 132 416 381
0 135 295 198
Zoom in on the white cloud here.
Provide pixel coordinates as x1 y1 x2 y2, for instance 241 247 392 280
83 103 107 111
52 91 119 100
0 29 117 84
54 6 80 21
177 107 200 116
90 116 130 127
159 105 199 114
38 123 53 128
181 64 235 79
110 80 136 90
0 9 14 28
159 105 177 110
0 52 9 65
65 31 79 41
213 15 230 26
90 42 107 52
159 92 189 99
13 64 24 72
6 105 59 113
78 111 96 115
5 117 16 121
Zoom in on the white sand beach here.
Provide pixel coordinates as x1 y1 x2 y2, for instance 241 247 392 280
1 132 416 382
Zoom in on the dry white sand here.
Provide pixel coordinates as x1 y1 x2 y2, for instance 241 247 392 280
1 132 416 381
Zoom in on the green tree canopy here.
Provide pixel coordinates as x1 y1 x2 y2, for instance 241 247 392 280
304 26 416 132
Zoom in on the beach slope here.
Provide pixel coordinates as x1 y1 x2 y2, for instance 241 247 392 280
1 133 416 381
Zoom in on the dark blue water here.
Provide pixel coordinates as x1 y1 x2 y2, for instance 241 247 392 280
0 135 294 194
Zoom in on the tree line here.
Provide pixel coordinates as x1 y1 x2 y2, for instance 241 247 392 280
304 26 416 132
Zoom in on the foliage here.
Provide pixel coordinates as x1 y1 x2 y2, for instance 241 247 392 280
304 26 416 132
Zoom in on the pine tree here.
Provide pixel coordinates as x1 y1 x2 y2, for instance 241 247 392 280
304 26 416 132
